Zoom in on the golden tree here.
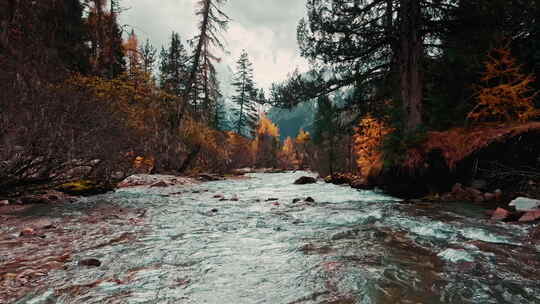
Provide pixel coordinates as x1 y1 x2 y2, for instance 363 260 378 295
295 129 311 169
468 45 538 123
279 136 298 168
353 115 393 178
253 114 280 168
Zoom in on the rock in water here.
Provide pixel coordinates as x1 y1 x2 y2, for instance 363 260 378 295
79 258 102 267
305 197 315 203
294 176 316 185
509 197 540 211
519 211 540 222
491 208 511 221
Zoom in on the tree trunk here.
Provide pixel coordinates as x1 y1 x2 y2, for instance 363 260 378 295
399 0 423 133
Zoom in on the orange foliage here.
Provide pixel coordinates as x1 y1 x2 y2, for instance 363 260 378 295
468 45 539 123
253 114 280 167
353 115 393 177
280 136 297 168
256 114 280 137
405 122 540 170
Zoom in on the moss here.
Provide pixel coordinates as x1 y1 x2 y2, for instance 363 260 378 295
57 180 109 196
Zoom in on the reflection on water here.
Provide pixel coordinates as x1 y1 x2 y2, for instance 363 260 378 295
6 172 540 304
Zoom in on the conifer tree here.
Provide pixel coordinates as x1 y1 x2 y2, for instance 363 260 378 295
231 50 258 137
159 32 189 96
139 38 157 79
178 0 229 124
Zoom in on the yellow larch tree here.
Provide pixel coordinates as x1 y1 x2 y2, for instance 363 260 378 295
353 115 393 178
468 44 539 123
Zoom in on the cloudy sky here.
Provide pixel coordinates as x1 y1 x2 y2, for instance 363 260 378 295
119 0 310 91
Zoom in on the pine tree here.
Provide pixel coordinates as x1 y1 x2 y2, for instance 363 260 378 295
313 95 341 176
270 0 456 134
87 0 125 78
178 0 229 124
159 32 189 96
139 38 157 79
231 50 258 137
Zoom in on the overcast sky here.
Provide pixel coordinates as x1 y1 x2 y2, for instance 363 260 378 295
119 0 310 91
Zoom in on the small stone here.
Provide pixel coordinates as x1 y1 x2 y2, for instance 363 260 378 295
491 208 511 221
211 208 218 213
292 198 301 203
213 194 224 199
292 219 303 225
266 198 279 201
20 227 35 236
294 176 317 185
79 258 101 267
305 197 315 203
272 202 280 206
519 210 540 222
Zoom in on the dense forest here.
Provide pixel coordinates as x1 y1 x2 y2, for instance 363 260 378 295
1 0 539 199
2 1 540 303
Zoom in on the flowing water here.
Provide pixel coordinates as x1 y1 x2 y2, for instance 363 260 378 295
5 172 540 303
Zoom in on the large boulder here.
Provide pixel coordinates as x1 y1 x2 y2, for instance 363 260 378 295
509 197 540 211
294 176 317 185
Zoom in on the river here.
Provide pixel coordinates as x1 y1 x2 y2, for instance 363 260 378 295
5 172 540 303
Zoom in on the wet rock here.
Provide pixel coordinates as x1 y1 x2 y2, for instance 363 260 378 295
20 227 35 236
519 210 540 222
491 208 511 221
292 219 303 225
509 197 540 211
350 178 372 190
266 198 279 201
150 181 169 188
210 208 218 213
294 176 316 185
305 197 315 203
213 194 224 199
198 173 223 181
79 258 101 267
292 198 301 203
118 174 193 188
272 202 280 206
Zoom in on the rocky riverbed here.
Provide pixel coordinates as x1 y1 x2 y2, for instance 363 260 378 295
1 172 540 303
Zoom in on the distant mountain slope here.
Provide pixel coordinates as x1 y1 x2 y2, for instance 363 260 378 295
267 102 316 141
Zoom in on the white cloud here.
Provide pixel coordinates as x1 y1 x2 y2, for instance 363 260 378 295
119 0 309 91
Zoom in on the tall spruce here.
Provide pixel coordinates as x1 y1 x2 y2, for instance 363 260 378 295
139 38 157 79
159 32 189 96
231 50 258 137
178 0 229 124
